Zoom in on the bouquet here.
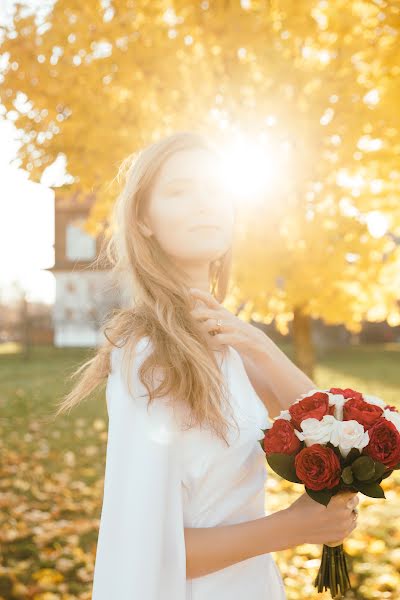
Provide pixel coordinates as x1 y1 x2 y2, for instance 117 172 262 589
259 387 400 599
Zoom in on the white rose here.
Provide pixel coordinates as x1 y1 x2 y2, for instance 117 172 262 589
329 419 370 458
275 409 292 421
363 393 387 409
383 408 400 433
327 393 347 421
295 415 337 446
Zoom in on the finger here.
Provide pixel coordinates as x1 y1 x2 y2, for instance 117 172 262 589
191 308 219 320
197 318 221 331
333 493 355 508
189 288 221 309
347 496 359 510
201 333 228 351
194 314 233 333
206 332 232 345
332 492 349 503
338 491 357 502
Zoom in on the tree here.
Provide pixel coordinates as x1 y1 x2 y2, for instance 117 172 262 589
1 0 399 378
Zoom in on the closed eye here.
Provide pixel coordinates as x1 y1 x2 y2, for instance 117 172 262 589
169 187 188 197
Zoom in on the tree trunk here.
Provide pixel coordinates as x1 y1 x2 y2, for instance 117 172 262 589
292 307 315 381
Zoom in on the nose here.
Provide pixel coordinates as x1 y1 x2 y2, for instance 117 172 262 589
196 190 216 210
198 186 223 210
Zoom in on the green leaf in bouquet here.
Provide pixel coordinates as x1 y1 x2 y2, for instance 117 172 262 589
266 452 302 484
344 447 361 465
379 468 394 481
352 455 376 481
372 461 386 481
326 442 344 462
341 466 354 485
305 487 333 507
354 480 386 498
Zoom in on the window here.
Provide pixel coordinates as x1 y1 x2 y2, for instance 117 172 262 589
65 218 96 261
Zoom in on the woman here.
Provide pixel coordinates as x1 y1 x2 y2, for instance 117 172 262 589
55 131 359 599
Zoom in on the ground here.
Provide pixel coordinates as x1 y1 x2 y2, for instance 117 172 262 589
0 343 399 600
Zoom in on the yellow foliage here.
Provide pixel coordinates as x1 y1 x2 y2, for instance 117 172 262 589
1 1 399 332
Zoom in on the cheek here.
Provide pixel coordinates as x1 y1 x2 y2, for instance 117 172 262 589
148 199 189 243
153 223 189 256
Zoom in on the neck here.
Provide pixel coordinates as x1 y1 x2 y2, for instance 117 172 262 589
180 262 211 293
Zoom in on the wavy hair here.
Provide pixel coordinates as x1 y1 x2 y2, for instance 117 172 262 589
53 131 239 445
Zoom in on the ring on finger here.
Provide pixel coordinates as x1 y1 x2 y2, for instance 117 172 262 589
210 318 223 336
214 318 223 334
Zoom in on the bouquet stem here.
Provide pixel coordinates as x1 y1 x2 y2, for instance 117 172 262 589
314 543 352 599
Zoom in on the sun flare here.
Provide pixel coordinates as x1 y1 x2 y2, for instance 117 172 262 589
218 134 288 203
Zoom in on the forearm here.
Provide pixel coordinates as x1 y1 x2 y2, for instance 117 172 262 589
244 333 317 413
262 339 316 410
239 350 284 418
184 507 302 579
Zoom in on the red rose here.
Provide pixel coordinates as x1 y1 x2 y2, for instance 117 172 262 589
289 392 335 430
329 387 364 401
263 419 301 456
385 405 399 412
343 397 383 430
295 444 341 491
363 418 400 469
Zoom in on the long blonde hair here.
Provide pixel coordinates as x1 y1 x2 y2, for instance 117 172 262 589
53 131 239 445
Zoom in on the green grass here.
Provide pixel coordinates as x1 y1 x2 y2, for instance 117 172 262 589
315 343 400 406
0 343 399 599
0 345 107 599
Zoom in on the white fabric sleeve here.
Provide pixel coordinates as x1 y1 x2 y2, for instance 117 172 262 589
91 339 187 600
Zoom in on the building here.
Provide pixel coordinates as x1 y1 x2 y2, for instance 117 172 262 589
45 192 118 347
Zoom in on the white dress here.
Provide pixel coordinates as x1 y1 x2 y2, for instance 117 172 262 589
91 336 287 600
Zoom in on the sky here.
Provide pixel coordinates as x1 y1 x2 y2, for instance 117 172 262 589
0 119 56 304
0 0 59 305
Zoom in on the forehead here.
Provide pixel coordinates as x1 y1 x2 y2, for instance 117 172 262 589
155 147 221 187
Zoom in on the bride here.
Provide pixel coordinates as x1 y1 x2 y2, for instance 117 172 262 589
56 131 359 599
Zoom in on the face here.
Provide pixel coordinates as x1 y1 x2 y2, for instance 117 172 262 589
142 147 235 268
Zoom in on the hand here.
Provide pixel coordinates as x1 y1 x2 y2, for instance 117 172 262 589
286 490 360 547
188 287 267 357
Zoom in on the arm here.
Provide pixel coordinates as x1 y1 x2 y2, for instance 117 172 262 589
185 491 361 579
185 507 302 579
238 333 317 416
238 351 283 419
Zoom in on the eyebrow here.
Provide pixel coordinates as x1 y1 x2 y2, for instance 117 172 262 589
162 177 194 186
162 175 222 187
